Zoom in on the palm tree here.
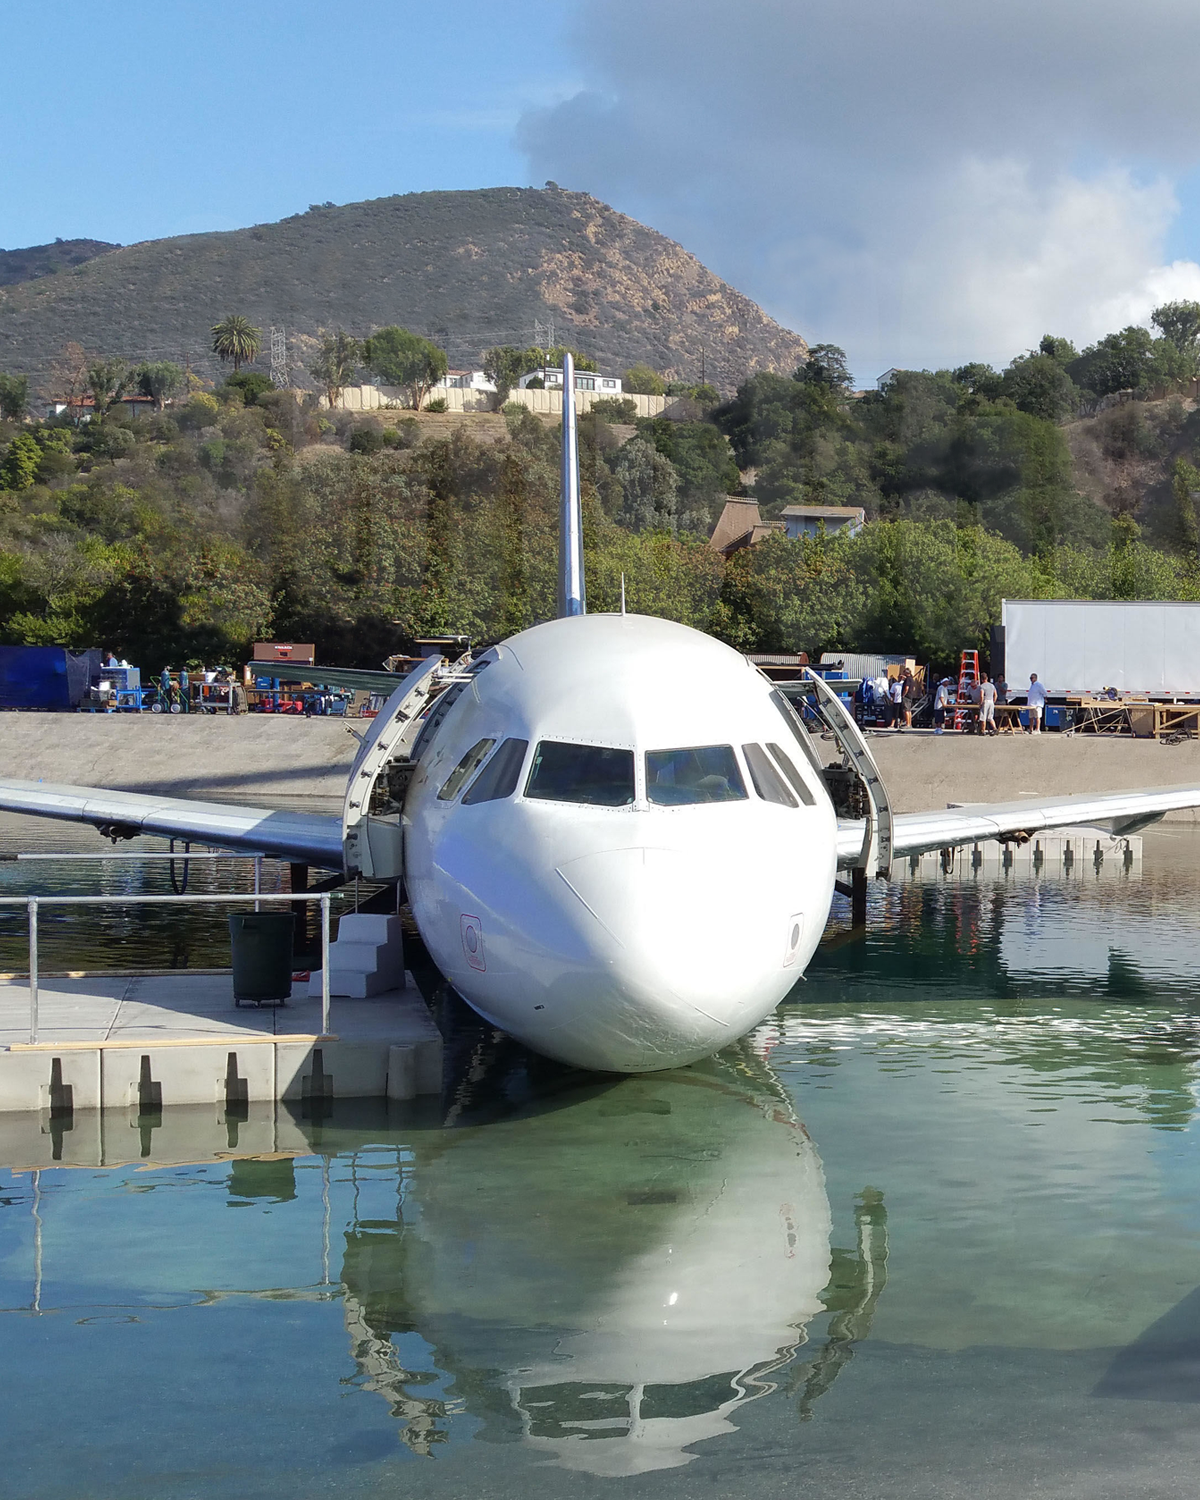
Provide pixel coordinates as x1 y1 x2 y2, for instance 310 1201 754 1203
210 314 262 373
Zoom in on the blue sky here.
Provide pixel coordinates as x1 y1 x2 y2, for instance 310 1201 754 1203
0 4 571 245
5 1 1200 379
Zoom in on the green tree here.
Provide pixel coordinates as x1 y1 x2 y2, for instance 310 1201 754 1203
137 361 185 411
623 363 666 396
1002 353 1079 422
612 437 679 532
210 314 262 373
0 431 41 490
1038 334 1078 365
797 343 854 395
87 359 131 414
0 373 29 421
952 363 1004 401
223 371 274 405
1173 458 1200 555
309 330 362 409
363 326 448 410
483 346 537 401
635 417 739 525
1151 301 1200 353
1069 327 1155 397
542 345 597 373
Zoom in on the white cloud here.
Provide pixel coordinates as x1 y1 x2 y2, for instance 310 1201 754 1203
517 0 1200 380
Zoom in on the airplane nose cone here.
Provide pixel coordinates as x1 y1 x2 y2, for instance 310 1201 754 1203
551 846 793 1071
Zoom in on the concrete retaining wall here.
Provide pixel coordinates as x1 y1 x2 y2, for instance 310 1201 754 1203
0 714 357 800
869 733 1200 819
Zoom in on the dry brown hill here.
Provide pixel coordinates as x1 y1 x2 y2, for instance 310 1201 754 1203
0 237 118 290
0 188 807 393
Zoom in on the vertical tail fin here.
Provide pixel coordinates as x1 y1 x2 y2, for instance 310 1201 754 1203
558 351 586 618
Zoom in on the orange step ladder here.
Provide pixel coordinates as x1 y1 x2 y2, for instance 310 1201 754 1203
953 650 979 732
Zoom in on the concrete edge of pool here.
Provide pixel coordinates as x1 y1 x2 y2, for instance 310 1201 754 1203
0 972 443 1115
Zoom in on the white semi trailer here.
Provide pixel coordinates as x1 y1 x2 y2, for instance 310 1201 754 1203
1001 600 1200 697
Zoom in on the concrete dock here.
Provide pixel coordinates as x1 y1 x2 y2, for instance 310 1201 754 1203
0 971 442 1114
870 732 1200 818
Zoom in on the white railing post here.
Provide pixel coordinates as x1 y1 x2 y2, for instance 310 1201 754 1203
27 896 39 1046
254 855 262 913
320 893 331 1036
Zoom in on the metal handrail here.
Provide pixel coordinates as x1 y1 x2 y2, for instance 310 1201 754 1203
1 851 263 861
0 891 332 1045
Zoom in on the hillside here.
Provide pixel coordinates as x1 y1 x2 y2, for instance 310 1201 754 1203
0 188 808 392
0 238 119 289
1066 394 1200 546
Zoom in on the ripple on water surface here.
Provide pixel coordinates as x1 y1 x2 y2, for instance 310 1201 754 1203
3 828 1200 1497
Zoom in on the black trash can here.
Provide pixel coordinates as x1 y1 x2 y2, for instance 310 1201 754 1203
229 912 295 1005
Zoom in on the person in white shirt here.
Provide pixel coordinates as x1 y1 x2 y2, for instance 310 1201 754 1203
1026 672 1047 734
888 675 904 729
933 677 952 734
979 674 997 735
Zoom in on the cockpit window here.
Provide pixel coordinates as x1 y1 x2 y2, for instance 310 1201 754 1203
525 741 635 807
742 742 799 807
438 738 496 801
766 742 817 805
462 737 529 804
770 688 826 777
645 745 748 805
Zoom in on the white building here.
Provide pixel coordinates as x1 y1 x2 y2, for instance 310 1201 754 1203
431 370 497 394
517 367 623 395
780 505 866 541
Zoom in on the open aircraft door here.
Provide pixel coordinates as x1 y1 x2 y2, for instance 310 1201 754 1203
341 658 448 881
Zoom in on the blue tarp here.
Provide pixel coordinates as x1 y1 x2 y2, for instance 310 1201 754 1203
0 647 102 711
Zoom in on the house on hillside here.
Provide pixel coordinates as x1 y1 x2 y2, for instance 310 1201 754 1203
708 498 784 558
780 505 865 541
44 393 157 423
432 370 497 394
517 367 623 395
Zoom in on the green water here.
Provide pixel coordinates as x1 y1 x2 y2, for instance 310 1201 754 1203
4 828 1200 1496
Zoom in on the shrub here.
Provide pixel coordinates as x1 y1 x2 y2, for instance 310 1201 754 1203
348 426 386 454
1 432 41 490
178 393 222 430
592 397 638 423
623 363 666 396
424 397 448 413
223 372 275 406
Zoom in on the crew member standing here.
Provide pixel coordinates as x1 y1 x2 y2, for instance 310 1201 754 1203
933 676 952 734
179 666 190 714
979 674 997 735
1026 672 1046 734
889 674 904 729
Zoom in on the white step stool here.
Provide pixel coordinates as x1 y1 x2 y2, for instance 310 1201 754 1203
309 912 406 999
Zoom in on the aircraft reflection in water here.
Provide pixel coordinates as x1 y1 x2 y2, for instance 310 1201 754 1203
4 1047 887 1477
337 1048 886 1474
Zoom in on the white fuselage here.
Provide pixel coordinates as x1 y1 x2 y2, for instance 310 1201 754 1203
404 613 838 1072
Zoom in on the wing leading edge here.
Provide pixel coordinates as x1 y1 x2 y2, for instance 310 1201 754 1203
0 780 343 868
837 783 1200 866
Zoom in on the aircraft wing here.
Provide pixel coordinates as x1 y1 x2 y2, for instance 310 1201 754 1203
0 780 344 868
836 783 1200 866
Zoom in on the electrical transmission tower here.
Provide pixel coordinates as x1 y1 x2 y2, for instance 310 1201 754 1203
269 326 289 389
